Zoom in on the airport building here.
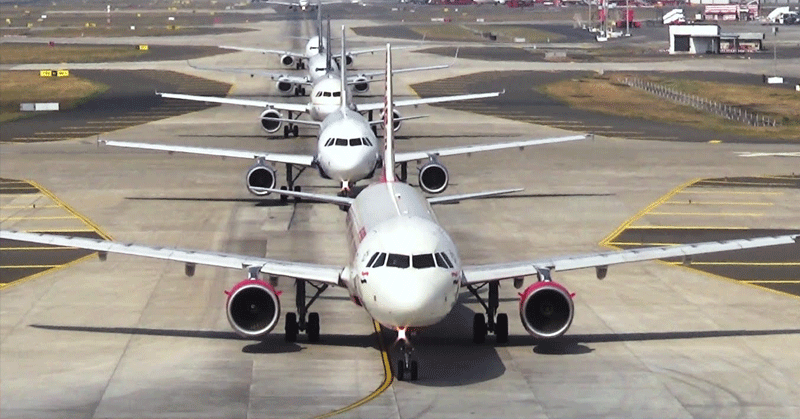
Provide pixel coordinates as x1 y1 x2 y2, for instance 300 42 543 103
669 24 765 53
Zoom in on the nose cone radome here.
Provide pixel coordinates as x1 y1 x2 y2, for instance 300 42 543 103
320 147 376 182
367 269 456 328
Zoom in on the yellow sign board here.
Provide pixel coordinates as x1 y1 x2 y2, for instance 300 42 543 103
137 44 149 50
57 70 69 77
40 70 54 77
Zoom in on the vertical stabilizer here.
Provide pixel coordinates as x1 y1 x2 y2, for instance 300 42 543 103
382 43 396 183
316 2 323 53
340 25 348 111
325 17 333 72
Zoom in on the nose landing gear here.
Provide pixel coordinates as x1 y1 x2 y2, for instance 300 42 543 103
395 334 418 381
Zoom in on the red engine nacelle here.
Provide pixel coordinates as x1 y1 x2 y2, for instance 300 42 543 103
519 281 574 339
225 279 281 338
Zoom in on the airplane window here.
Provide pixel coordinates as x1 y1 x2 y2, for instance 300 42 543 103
364 138 373 146
315 68 325 72
349 138 362 146
323 92 332 97
441 253 454 269
372 252 386 267
316 91 323 97
324 138 334 147
335 138 347 146
333 91 341 97
386 253 410 269
412 254 435 269
434 252 448 268
366 252 379 268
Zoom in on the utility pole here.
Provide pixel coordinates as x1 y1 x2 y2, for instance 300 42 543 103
772 26 778 77
625 0 630 36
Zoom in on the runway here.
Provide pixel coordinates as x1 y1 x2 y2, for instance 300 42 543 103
1 7 800 419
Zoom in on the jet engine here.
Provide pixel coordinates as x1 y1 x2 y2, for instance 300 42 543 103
260 109 282 133
379 109 403 132
351 76 369 94
275 80 295 95
418 159 449 194
280 54 295 67
345 53 353 66
518 281 574 339
225 279 281 338
246 162 277 196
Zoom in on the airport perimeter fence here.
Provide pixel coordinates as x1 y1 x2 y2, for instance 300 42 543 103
623 77 780 127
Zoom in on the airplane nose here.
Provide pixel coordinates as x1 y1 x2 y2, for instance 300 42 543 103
369 271 455 328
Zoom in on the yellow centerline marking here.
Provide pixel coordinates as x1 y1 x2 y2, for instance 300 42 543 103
312 320 393 419
625 225 750 230
607 242 680 246
0 204 62 209
0 187 40 191
663 201 773 206
647 212 764 217
25 228 97 233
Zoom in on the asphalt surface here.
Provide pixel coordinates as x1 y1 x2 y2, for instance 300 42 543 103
1 69 230 143
411 70 800 144
1 42 232 63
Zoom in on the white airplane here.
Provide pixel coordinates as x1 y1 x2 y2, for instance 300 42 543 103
3 44 798 382
103 27 577 198
267 0 341 11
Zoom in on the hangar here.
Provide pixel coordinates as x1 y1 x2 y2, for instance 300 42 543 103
669 24 764 54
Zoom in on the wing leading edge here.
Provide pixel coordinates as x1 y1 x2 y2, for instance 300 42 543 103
0 230 345 286
462 234 800 284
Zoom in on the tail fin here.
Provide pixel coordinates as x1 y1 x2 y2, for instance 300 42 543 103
316 4 323 53
325 17 333 72
340 25 348 111
382 43 396 183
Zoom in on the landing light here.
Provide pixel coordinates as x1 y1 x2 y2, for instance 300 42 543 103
396 327 408 342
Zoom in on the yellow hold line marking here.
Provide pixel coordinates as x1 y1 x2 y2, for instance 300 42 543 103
1 265 61 268
697 180 795 187
678 190 784 195
625 225 749 230
312 320 393 419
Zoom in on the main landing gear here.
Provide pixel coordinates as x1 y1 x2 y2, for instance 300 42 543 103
279 163 306 204
466 281 508 344
282 111 300 138
285 279 328 342
395 333 419 381
293 86 306 96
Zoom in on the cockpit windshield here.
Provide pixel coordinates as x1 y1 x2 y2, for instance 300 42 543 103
366 252 453 270
324 137 372 147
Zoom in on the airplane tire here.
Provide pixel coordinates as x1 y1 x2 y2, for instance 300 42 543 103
396 360 405 381
293 185 302 202
495 313 509 344
292 125 299 137
283 126 290 138
307 312 320 342
285 312 298 342
410 360 418 381
473 313 487 344
280 186 288 203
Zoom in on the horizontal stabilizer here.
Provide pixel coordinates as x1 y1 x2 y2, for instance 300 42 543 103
368 114 428 126
255 187 354 207
427 188 524 205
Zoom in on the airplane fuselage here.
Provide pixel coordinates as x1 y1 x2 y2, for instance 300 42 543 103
308 76 349 121
315 108 380 185
343 181 461 330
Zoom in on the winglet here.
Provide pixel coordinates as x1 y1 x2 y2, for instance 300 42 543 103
382 43 396 183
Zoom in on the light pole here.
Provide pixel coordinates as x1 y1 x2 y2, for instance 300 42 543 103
625 0 630 36
772 26 778 77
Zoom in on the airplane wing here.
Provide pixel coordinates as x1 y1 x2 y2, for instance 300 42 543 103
257 187 354 206
427 188 523 205
0 230 344 286
461 234 800 285
219 46 307 59
157 92 309 114
351 63 451 80
356 91 503 113
395 134 588 163
186 64 312 85
99 140 315 167
368 114 427 126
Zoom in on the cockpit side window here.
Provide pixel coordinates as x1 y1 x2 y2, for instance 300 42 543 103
324 138 334 147
332 91 341 97
434 252 447 268
440 253 454 269
366 252 379 268
349 137 362 146
335 138 347 146
362 137 372 146
372 252 386 268
412 254 435 269
323 91 332 97
386 253 410 269
315 68 325 72
316 91 323 97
